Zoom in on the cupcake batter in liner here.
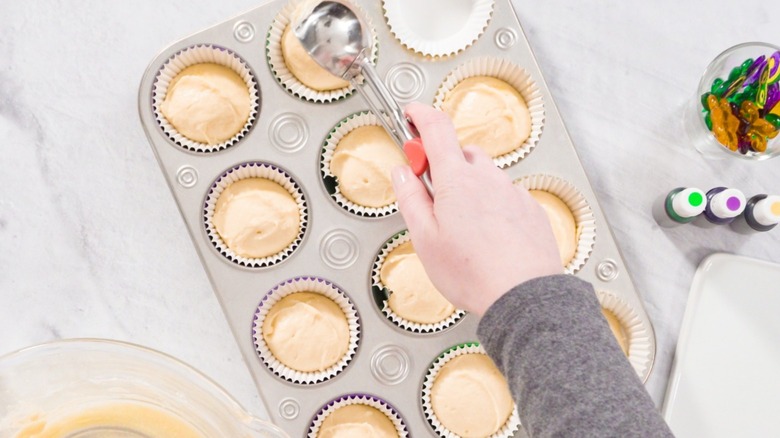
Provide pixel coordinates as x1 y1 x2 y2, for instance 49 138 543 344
321 111 405 218
596 291 654 382
422 342 521 438
371 230 466 333
203 162 307 268
514 174 596 274
266 0 379 103
252 277 360 385
434 56 544 168
152 44 259 153
307 393 408 438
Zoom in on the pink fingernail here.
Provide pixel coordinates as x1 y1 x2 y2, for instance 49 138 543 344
391 165 409 187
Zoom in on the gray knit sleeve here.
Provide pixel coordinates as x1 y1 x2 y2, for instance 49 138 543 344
477 275 673 438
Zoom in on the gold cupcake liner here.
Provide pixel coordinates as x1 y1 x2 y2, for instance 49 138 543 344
308 394 408 438
596 291 654 382
266 0 378 103
252 277 360 385
371 230 466 333
152 44 259 153
514 174 596 274
422 343 521 438
321 111 400 218
382 0 494 58
203 162 307 268
433 56 545 167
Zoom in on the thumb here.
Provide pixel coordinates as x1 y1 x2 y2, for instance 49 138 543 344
391 165 436 239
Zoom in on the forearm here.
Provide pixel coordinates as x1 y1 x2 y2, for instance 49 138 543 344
477 275 672 437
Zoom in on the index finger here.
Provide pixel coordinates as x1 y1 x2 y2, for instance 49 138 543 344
405 102 465 179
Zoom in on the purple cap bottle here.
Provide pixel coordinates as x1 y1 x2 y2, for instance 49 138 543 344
703 187 746 224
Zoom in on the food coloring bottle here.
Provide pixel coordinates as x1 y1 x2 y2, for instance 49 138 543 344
732 194 780 233
654 187 706 227
703 187 746 225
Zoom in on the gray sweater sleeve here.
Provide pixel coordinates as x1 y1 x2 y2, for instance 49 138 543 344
477 275 673 438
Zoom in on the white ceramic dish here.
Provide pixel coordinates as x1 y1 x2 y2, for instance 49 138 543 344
663 253 780 437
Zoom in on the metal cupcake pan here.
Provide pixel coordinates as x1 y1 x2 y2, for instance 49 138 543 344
138 0 656 436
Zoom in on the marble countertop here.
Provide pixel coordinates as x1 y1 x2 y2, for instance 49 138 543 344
1 0 778 427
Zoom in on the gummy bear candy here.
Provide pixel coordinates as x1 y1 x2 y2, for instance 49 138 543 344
749 134 767 152
751 119 779 138
740 101 759 123
707 95 741 150
766 114 780 129
704 52 780 154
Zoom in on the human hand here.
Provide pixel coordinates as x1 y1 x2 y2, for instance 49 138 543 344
391 102 562 316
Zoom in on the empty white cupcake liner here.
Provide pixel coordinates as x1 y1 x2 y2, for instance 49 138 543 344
422 342 521 438
203 162 307 268
514 174 596 274
252 276 360 385
308 393 408 438
371 230 466 333
266 0 378 103
433 57 545 167
152 44 259 153
321 111 400 217
596 291 654 382
382 0 494 58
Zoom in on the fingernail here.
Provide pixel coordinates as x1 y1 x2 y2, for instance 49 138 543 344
391 165 410 188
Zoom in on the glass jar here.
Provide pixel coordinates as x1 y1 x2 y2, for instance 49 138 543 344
687 42 780 161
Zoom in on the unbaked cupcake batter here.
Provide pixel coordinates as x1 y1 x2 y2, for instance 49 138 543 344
380 241 456 324
212 178 300 259
317 404 398 438
529 190 577 266
431 353 514 438
14 404 203 438
602 308 629 356
330 125 408 208
262 292 349 373
160 63 250 145
441 76 531 158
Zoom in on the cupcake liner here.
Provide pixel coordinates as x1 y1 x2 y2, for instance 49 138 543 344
596 291 654 382
152 44 259 153
422 343 521 438
203 162 307 268
514 174 596 274
266 0 378 103
308 393 408 438
252 277 360 385
382 0 494 58
321 111 400 218
433 57 545 167
371 230 466 333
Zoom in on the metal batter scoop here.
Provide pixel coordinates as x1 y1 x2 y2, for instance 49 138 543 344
294 0 433 194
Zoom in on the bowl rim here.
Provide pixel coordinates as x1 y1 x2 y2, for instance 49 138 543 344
0 338 284 436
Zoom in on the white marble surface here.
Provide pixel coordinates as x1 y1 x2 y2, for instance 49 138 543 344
1 0 778 427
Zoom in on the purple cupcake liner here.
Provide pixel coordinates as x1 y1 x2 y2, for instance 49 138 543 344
307 393 408 438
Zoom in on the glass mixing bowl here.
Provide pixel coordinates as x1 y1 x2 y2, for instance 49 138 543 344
0 339 288 438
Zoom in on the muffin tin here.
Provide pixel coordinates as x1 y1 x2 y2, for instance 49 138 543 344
138 0 657 436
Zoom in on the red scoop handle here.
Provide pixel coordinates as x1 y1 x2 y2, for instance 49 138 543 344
403 138 428 177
